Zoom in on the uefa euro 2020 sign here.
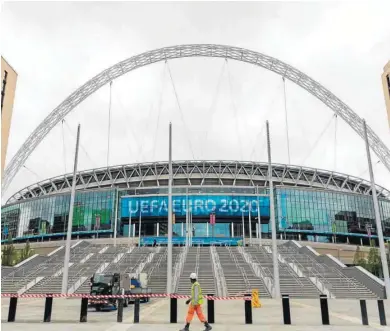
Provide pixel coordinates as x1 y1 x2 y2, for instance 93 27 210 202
121 195 270 218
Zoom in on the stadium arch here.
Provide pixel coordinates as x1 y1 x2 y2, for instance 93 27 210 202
3 44 390 191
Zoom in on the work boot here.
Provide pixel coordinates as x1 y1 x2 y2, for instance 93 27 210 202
203 322 212 331
179 324 190 331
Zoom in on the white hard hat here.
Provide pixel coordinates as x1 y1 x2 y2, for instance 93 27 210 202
190 273 197 279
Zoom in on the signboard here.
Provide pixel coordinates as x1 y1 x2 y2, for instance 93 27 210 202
140 236 243 246
210 213 216 225
121 195 270 218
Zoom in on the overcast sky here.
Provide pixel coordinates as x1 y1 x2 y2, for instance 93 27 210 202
1 1 390 203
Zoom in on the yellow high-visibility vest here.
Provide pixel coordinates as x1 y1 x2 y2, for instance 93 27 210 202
191 281 203 305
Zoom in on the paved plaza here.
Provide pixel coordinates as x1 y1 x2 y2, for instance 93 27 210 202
1 297 390 330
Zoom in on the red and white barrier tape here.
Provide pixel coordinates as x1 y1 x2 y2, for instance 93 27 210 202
1 293 251 300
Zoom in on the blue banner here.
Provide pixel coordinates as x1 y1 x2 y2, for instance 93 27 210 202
121 195 270 218
140 236 243 246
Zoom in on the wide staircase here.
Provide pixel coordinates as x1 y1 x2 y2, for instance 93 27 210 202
246 245 321 298
27 243 105 294
278 244 378 299
177 247 216 295
216 246 251 296
147 247 181 293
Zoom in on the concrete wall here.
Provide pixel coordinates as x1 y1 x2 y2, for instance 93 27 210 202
1 56 17 177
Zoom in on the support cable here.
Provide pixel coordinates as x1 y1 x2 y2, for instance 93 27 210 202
334 114 338 171
61 119 67 174
113 89 143 163
152 62 167 161
201 60 226 160
301 114 336 165
226 59 243 160
248 80 284 161
282 77 291 164
107 81 113 168
23 165 42 181
358 160 381 178
166 60 195 159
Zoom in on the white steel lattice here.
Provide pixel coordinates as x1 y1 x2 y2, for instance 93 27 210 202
6 160 390 204
3 44 390 191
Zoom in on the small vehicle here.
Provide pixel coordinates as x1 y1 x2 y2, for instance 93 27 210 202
89 272 151 311
89 273 121 311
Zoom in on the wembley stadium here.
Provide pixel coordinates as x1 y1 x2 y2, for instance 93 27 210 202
2 160 390 246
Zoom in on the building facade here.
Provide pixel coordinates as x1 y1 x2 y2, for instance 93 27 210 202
383 61 390 128
1 57 18 178
2 161 390 246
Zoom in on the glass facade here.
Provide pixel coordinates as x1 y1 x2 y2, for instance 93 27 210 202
275 188 390 242
1 189 115 240
1 185 390 242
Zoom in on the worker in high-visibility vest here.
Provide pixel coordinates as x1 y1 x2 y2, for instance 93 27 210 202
180 273 212 331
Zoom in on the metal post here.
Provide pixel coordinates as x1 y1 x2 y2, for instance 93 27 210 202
128 207 132 246
138 211 142 246
157 222 160 237
181 222 184 237
114 188 118 247
231 222 234 238
249 204 252 245
242 211 245 246
43 296 53 322
207 294 215 323
170 296 178 323
257 186 262 246
363 119 390 299
167 122 173 294
62 124 80 294
282 295 291 325
267 120 280 298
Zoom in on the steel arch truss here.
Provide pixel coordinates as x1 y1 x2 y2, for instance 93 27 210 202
3 44 390 191
7 161 390 204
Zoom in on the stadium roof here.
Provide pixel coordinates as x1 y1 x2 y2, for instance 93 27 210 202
6 161 390 204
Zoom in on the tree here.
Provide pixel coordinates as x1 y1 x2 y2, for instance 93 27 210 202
20 240 33 262
1 234 16 266
366 247 382 277
353 246 367 269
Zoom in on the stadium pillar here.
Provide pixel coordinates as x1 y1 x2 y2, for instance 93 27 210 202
128 208 132 246
363 119 390 299
267 120 280 299
114 188 118 247
242 211 245 246
139 211 142 246
249 207 252 245
186 187 189 246
62 124 80 294
167 122 173 295
257 186 262 246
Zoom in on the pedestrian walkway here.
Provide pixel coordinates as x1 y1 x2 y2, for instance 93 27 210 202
2 298 389 330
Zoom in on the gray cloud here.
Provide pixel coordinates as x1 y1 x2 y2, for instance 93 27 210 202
1 1 390 203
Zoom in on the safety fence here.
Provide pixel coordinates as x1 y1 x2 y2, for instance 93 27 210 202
1 292 388 326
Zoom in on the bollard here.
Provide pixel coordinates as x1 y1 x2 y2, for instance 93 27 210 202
8 297 18 322
378 300 387 326
117 298 124 323
79 297 88 323
282 295 291 325
134 298 140 323
360 299 368 325
244 293 253 324
170 296 178 323
319 294 330 325
207 294 215 324
43 296 53 322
